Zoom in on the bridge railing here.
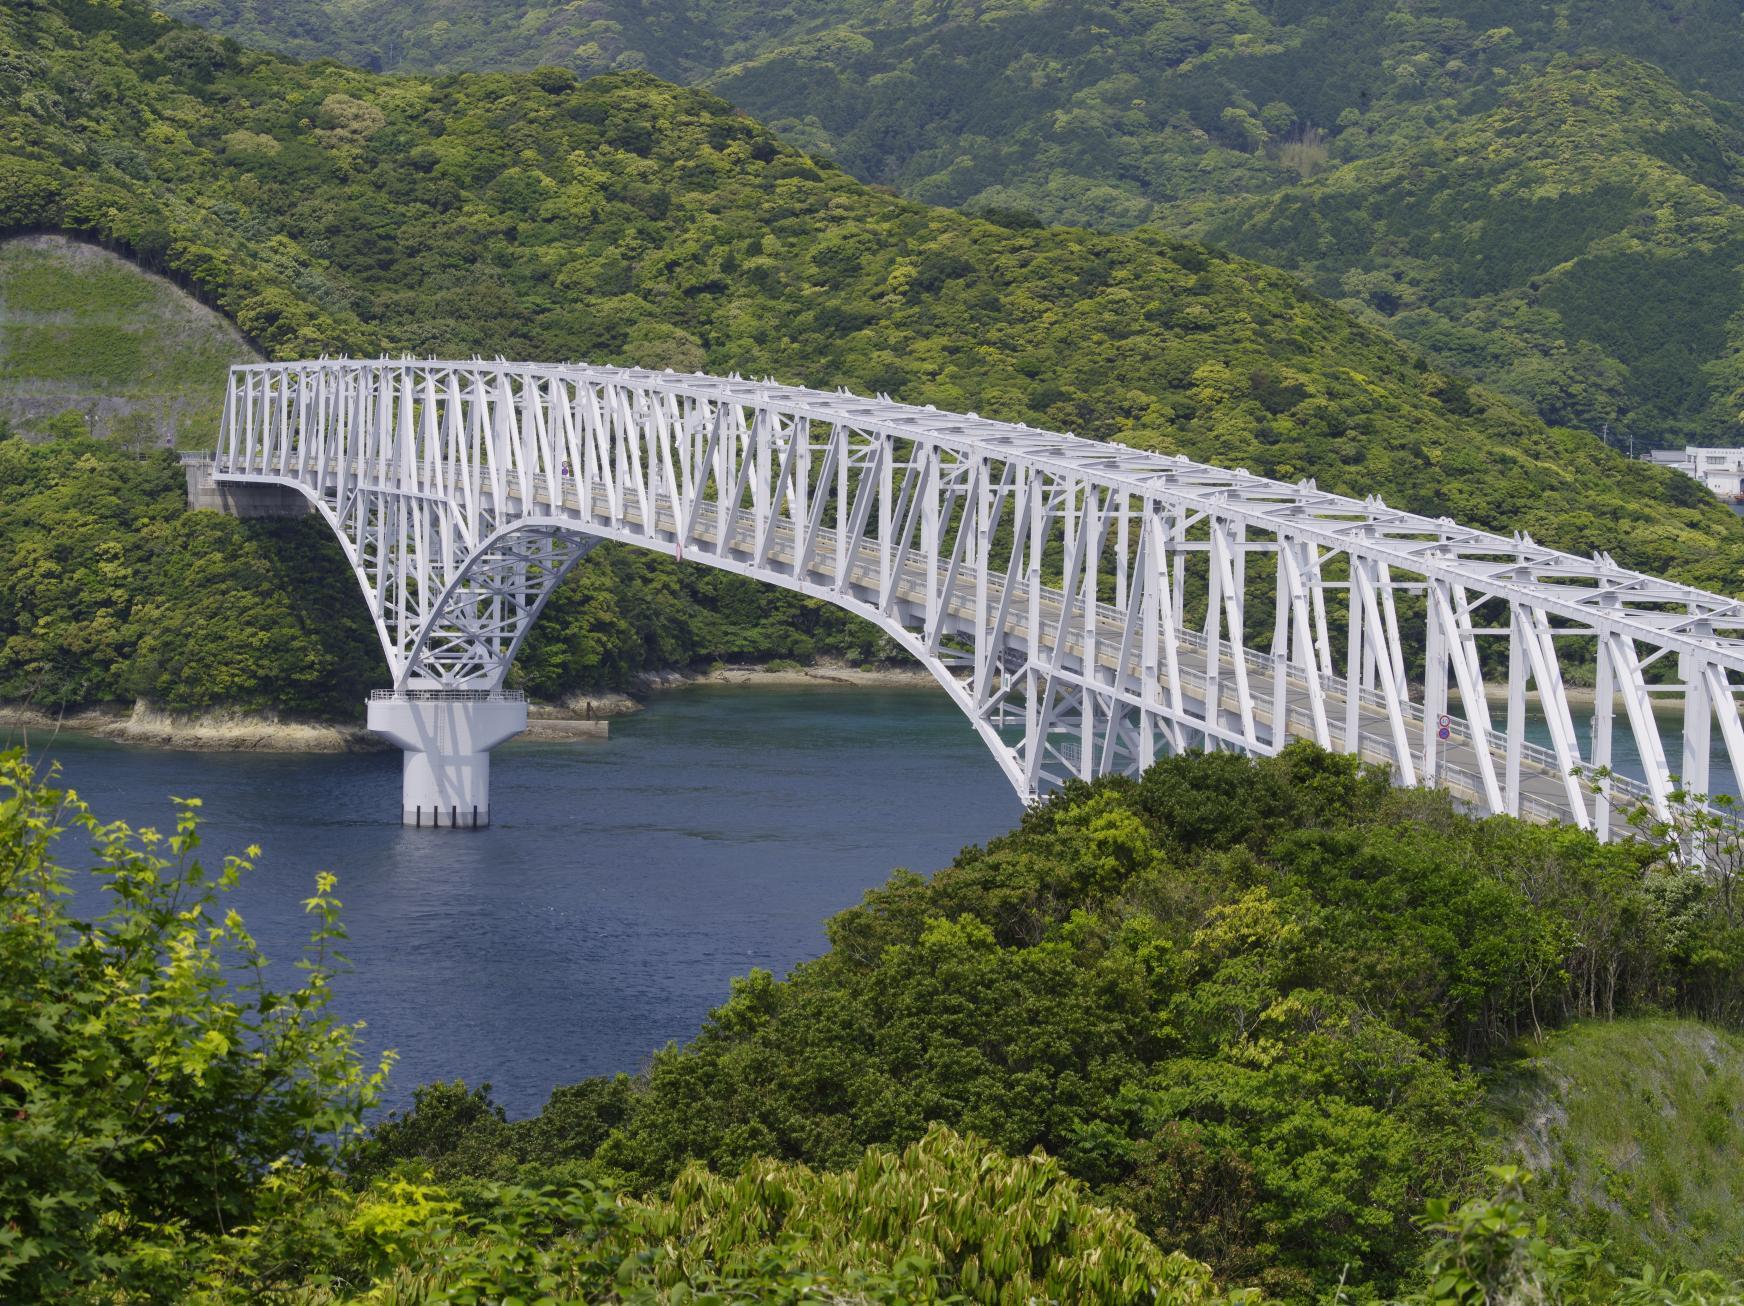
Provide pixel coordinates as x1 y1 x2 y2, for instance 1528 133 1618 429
369 688 528 703
214 357 1744 837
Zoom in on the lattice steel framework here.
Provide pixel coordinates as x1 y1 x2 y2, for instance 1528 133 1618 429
216 358 1744 834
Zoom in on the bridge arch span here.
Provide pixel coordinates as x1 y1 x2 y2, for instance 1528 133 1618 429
213 358 1744 834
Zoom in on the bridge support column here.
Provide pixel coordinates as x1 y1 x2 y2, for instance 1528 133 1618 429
366 692 527 828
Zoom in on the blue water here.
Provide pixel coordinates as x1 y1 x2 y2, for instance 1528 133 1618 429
1526 705 1739 798
21 683 1738 1120
24 686 1022 1117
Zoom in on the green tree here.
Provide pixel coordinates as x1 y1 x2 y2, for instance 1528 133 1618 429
0 751 392 1299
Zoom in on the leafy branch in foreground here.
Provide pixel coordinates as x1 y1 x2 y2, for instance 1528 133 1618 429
185 1123 1252 1303
1405 1166 1744 1306
0 748 393 1300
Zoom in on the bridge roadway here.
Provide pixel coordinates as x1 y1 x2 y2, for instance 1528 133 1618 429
215 358 1743 831
463 467 1608 822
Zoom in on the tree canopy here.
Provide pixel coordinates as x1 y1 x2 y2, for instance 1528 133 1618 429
151 0 1744 448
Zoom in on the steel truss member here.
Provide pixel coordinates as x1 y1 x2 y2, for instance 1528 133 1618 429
215 358 1744 832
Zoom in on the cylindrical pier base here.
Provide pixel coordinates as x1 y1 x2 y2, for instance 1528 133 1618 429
366 692 527 827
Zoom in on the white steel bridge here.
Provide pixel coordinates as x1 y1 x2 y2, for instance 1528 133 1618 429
212 358 1744 831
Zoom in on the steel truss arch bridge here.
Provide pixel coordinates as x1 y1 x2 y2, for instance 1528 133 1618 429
213 358 1744 831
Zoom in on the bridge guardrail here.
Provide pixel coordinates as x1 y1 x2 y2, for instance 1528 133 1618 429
369 688 527 702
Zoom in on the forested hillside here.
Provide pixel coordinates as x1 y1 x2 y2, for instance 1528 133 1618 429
157 0 1744 447
14 743 1744 1301
5 0 1743 581
1175 55 1744 446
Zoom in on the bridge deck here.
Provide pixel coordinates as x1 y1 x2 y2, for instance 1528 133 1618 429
490 472 1603 822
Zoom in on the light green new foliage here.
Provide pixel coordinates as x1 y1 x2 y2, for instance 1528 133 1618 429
0 235 256 448
1404 1167 1744 1306
185 1125 1245 1303
1488 1018 1744 1271
0 749 392 1301
645 1124 1239 1303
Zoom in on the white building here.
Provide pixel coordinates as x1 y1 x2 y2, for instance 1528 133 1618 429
1647 446 1744 500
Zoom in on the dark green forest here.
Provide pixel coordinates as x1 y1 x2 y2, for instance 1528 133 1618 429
12 744 1744 1301
4 0 1744 717
156 0 1744 448
0 438 892 715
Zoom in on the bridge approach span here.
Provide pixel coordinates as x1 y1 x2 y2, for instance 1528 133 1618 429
212 358 1744 831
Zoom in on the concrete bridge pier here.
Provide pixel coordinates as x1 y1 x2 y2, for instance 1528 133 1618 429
366 691 527 828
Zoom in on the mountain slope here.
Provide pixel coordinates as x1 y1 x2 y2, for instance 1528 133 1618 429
150 0 1744 446
0 234 257 447
1172 56 1744 445
5 0 1744 595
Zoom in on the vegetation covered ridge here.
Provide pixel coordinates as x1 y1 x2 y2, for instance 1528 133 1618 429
12 743 1744 1301
1174 54 1744 448
154 0 1744 448
355 744 1744 1301
4 0 1742 591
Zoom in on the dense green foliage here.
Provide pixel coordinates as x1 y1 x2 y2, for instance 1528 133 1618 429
352 744 1744 1300
1178 54 1744 447
0 751 389 1299
184 1126 1241 1303
1404 1166 1744 1305
0 437 383 714
152 0 1744 447
5 0 1743 602
513 543 891 703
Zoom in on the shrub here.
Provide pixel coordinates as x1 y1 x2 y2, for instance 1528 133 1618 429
0 751 391 1299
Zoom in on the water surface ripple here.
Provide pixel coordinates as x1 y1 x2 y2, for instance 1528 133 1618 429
33 685 1022 1117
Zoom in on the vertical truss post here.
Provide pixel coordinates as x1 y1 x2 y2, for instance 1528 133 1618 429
1354 557 1416 785
1505 603 1527 817
1422 578 1449 782
1683 651 1712 799
1592 633 1616 838
1608 632 1674 820
1344 558 1363 757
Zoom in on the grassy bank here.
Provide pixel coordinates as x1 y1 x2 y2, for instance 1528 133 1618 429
1491 1016 1744 1269
0 234 255 447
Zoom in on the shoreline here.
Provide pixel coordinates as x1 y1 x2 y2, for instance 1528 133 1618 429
0 702 393 754
1481 686 1700 718
551 657 942 719
0 660 936 753
1 661 1711 754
